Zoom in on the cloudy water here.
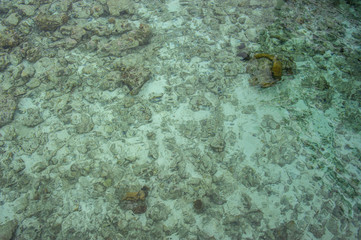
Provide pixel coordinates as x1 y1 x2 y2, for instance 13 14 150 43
0 0 360 239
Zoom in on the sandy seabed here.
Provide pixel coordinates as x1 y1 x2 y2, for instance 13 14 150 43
0 0 361 239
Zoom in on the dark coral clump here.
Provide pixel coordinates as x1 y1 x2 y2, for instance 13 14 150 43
193 199 204 213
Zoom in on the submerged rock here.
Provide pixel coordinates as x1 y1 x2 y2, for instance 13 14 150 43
35 13 69 31
21 108 44 127
0 92 17 127
121 66 151 95
210 136 226 152
107 0 134 16
0 29 21 48
0 220 18 240
74 114 94 134
0 54 10 71
250 53 282 87
247 57 277 88
147 202 170 222
100 24 152 56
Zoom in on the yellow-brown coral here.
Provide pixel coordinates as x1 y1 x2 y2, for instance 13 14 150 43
255 53 282 81
122 190 146 201
259 81 276 88
122 186 149 202
254 53 275 61
271 59 282 80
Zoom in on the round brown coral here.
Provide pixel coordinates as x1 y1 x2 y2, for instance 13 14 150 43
193 199 204 213
132 205 147 214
